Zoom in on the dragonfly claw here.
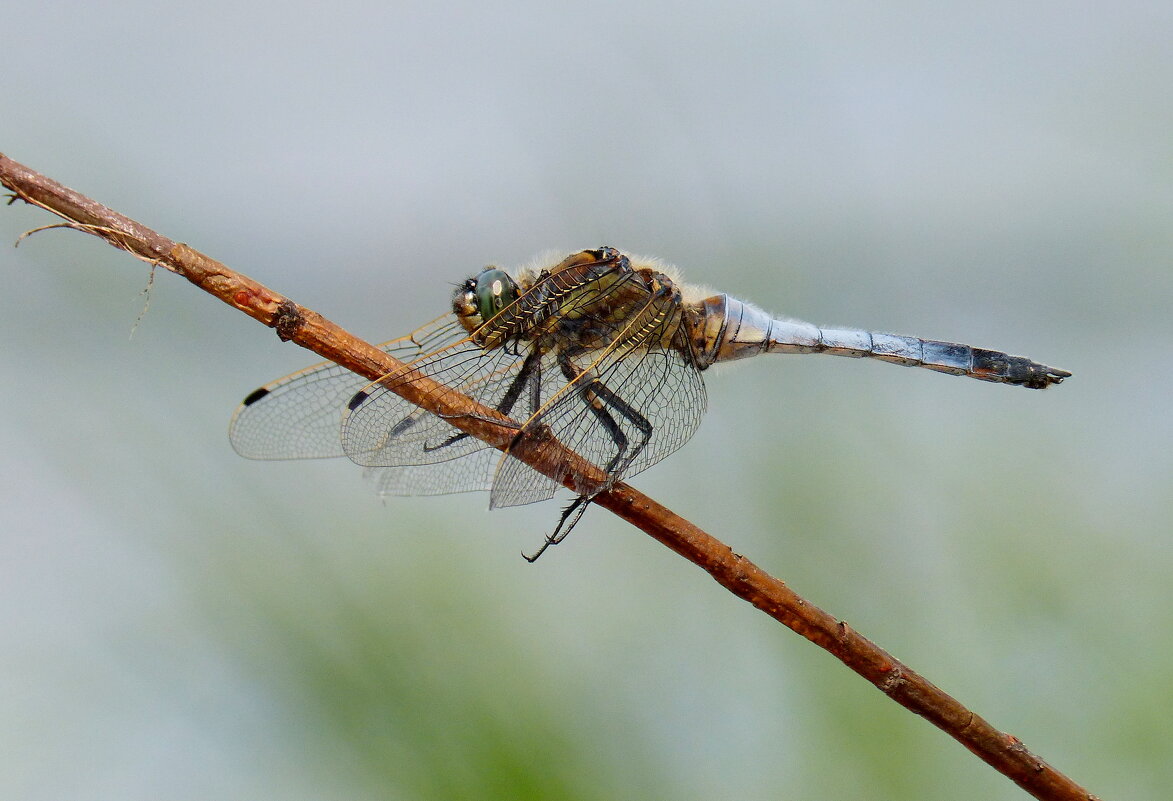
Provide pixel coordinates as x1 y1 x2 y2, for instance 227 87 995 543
523 495 593 562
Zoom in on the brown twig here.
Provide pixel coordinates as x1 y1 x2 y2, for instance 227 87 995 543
0 153 1098 801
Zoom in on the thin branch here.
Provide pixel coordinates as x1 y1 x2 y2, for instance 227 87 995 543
0 153 1098 801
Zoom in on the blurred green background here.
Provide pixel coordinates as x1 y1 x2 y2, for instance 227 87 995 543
2 2 1169 799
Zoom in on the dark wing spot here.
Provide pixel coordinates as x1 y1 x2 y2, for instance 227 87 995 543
348 389 370 411
390 416 419 437
242 387 270 406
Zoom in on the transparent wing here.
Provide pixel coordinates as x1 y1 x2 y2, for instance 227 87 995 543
228 315 464 460
340 339 540 495
490 285 707 508
364 450 499 497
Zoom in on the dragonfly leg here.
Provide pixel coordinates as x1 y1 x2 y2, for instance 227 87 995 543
420 349 542 453
522 495 592 562
556 349 654 482
588 379 653 476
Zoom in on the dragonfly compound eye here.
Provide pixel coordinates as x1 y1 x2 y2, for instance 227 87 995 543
474 268 518 322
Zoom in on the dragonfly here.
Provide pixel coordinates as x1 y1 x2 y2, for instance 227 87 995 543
230 246 1070 558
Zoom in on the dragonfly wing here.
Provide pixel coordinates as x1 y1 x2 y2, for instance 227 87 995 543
489 288 707 508
229 315 464 460
566 338 705 477
342 340 541 496
483 351 572 507
365 450 497 497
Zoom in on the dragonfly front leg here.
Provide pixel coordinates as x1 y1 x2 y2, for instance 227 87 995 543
420 348 542 453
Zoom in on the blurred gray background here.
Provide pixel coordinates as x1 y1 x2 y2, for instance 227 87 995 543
2 2 1169 799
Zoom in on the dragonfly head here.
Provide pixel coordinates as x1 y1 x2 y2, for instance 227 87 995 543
454 268 520 332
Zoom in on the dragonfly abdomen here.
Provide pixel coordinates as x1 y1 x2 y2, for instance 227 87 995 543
690 293 1069 389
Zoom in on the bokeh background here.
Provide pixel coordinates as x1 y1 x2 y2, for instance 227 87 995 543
2 2 1170 799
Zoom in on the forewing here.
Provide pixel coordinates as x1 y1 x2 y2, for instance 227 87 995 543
228 315 463 460
341 340 540 495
